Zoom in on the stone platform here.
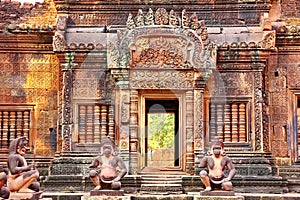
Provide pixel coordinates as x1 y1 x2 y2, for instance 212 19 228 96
42 192 300 200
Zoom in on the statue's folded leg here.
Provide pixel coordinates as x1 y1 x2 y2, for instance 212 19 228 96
111 181 121 190
199 170 211 191
89 170 101 190
221 180 233 191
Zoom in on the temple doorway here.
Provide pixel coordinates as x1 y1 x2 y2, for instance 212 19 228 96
139 92 185 172
145 100 179 169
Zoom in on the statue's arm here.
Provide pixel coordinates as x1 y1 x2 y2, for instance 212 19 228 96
8 155 31 174
117 157 127 178
225 157 236 181
198 156 208 168
113 157 127 182
89 157 100 168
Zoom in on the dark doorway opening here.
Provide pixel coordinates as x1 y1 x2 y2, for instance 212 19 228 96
145 100 179 168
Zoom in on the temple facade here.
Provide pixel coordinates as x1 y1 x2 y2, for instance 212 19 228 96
0 0 300 193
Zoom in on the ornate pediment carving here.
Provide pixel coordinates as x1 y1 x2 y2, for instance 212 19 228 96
131 36 193 69
109 8 217 88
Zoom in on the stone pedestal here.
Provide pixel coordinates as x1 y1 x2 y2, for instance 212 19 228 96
9 191 42 200
90 189 124 196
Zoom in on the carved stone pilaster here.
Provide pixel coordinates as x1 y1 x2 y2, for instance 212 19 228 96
194 89 204 151
62 69 73 151
254 70 263 151
129 90 139 175
185 90 194 174
118 90 130 172
108 105 115 140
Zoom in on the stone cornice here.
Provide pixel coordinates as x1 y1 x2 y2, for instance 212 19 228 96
53 1 270 26
0 31 54 52
217 45 276 65
274 25 300 47
7 24 55 33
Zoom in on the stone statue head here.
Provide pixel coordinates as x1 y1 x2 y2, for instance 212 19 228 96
100 137 117 156
211 141 225 157
9 137 29 156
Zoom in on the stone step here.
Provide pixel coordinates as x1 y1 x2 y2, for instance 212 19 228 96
140 175 183 194
140 183 183 195
141 180 182 184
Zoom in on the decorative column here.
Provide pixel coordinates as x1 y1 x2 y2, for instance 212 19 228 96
194 89 205 166
129 90 139 174
61 69 73 152
118 90 130 173
186 90 194 174
108 105 115 140
254 69 264 151
100 105 108 140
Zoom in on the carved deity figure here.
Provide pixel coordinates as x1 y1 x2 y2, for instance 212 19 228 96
199 141 236 191
89 137 127 190
7 137 40 193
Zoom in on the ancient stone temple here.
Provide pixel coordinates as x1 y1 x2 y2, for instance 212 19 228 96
0 0 300 195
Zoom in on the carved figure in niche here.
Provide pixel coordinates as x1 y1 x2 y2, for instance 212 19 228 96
169 10 178 26
7 137 40 193
145 8 154 26
199 141 236 191
89 137 127 190
155 8 169 25
182 9 190 28
135 9 145 27
0 165 10 199
190 12 199 30
127 13 135 30
196 20 208 43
